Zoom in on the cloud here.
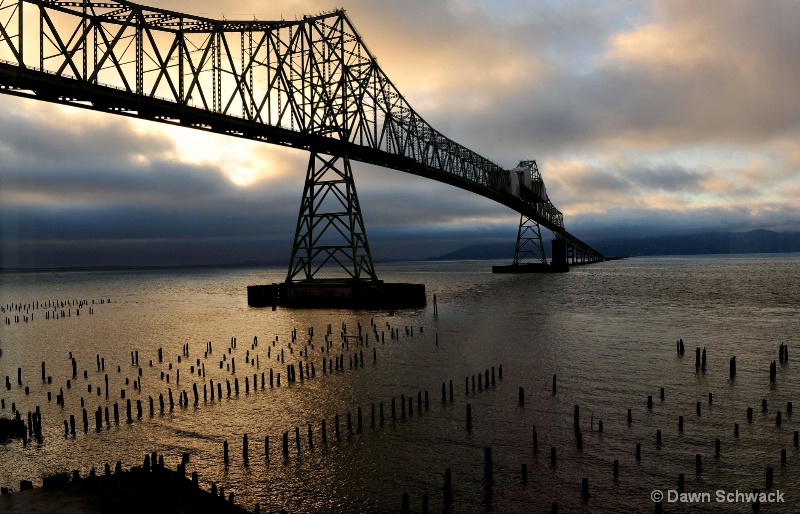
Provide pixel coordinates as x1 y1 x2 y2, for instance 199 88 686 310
3 0 800 268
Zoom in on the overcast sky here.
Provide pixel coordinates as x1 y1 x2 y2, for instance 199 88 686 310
1 0 798 268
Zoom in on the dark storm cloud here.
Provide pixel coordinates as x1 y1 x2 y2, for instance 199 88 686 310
549 160 710 200
0 102 227 205
0 106 170 167
628 164 708 192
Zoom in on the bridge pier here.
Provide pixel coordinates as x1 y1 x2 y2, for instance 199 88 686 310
249 149 425 308
492 216 568 273
286 150 377 283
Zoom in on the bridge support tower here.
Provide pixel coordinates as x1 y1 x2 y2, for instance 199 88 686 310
492 215 566 273
248 149 425 308
286 150 377 283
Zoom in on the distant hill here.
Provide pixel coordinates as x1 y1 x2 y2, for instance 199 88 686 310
428 242 517 261
428 230 800 260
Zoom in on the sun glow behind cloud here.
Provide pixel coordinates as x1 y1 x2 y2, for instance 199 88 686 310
133 122 295 188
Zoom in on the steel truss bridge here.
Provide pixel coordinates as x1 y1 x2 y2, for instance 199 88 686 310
0 0 604 282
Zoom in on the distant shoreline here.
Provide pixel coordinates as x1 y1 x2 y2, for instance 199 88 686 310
6 251 800 274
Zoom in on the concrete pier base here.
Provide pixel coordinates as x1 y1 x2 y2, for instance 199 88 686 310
248 281 426 309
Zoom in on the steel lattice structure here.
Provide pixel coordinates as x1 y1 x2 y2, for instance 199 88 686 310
0 0 603 278
287 150 378 282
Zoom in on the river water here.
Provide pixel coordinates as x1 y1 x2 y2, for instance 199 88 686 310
1 256 800 512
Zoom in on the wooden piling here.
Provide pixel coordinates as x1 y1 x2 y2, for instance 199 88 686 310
484 446 493 480
444 468 452 506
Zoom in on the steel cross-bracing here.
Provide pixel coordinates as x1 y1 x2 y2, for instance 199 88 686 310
0 0 604 277
287 150 378 282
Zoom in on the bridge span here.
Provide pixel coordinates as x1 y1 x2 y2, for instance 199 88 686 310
0 1 603 303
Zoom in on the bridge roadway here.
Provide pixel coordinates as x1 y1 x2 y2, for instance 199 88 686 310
0 1 603 267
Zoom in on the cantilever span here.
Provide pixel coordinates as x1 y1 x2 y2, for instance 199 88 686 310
0 0 603 284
